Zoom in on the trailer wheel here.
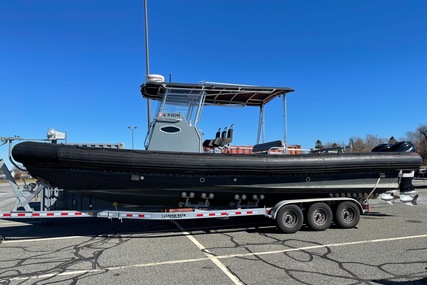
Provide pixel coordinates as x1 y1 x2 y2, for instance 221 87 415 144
335 201 360 228
276 204 303 233
306 202 333 231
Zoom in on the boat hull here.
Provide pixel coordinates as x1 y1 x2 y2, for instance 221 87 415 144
12 142 423 207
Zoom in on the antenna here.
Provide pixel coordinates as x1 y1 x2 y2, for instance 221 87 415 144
144 0 151 126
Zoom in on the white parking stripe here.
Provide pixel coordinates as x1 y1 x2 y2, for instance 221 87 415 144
1 235 88 243
172 220 245 285
217 233 427 259
5 233 427 282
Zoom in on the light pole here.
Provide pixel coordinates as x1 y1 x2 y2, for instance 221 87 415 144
128 126 137 149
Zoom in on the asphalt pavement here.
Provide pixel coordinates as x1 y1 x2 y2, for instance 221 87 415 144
0 180 426 285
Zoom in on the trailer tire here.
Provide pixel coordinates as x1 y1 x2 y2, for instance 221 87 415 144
306 202 333 231
335 201 360 229
276 204 303 233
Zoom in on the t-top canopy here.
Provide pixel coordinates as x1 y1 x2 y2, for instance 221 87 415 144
141 81 294 107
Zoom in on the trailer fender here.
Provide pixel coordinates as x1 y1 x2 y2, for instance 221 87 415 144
269 197 364 220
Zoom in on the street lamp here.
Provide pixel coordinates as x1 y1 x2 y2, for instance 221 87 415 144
128 126 137 149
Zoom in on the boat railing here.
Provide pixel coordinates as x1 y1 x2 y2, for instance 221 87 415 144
227 143 304 155
310 146 345 154
144 120 156 149
67 143 124 149
267 146 306 155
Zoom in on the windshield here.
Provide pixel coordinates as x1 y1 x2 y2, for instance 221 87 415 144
157 88 205 126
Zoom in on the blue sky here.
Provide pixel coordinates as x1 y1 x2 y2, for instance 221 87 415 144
1 0 426 169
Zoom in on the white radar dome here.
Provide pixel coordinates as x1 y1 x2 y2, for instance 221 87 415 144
145 74 165 83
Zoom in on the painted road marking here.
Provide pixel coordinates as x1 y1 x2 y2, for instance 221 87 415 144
4 233 427 282
172 220 245 285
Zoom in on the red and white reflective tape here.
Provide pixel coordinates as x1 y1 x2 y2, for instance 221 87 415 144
2 208 270 220
195 210 254 218
0 211 92 218
125 213 145 218
112 210 261 220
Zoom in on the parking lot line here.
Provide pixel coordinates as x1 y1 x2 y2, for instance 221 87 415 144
172 220 245 285
6 233 427 282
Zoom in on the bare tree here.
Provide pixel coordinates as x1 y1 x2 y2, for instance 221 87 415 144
350 135 387 152
418 125 427 141
350 137 365 152
415 124 427 165
312 124 426 164
405 130 418 143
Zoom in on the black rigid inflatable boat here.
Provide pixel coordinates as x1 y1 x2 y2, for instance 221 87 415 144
11 80 423 208
12 140 422 207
